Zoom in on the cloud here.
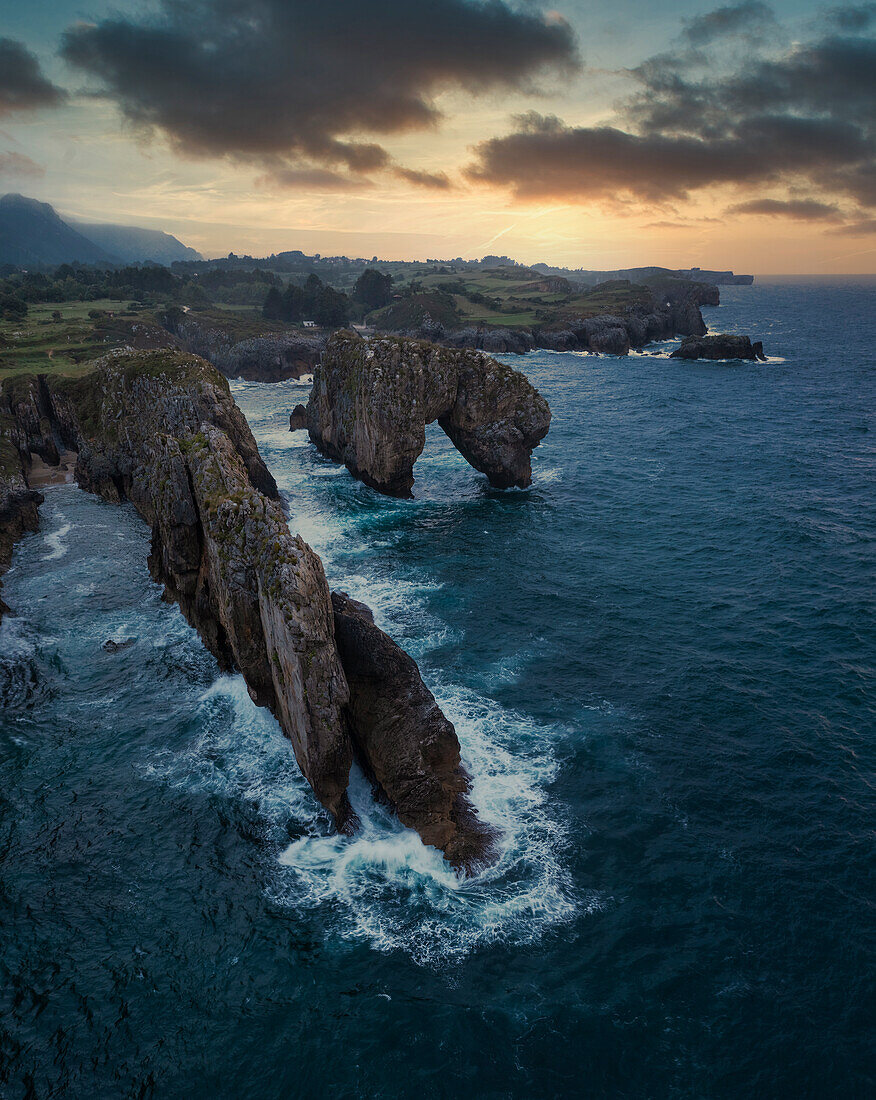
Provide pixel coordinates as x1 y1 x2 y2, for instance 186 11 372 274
827 217 876 235
725 198 843 220
393 167 453 190
61 0 578 184
0 38 66 117
682 2 777 45
823 4 876 31
257 166 374 191
0 151 45 178
466 112 870 203
466 13 876 213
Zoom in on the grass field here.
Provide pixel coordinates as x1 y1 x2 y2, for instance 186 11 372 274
0 300 138 379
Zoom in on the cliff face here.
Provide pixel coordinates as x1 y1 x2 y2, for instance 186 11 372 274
0 427 41 620
0 353 495 871
163 312 323 381
307 332 551 497
393 279 714 356
332 592 497 872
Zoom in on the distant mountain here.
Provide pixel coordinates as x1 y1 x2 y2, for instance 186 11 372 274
70 221 203 264
0 193 203 266
0 193 113 266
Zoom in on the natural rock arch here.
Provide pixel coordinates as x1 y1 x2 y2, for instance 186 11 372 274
305 332 551 497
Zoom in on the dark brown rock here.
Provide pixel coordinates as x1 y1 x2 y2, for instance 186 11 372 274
307 332 551 497
332 591 498 872
289 404 307 430
670 334 768 361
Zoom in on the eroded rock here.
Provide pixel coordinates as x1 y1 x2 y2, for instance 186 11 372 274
307 332 551 496
332 591 498 872
670 334 767 361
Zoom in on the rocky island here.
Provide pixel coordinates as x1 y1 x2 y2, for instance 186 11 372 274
0 352 497 872
306 332 551 497
670 334 768 361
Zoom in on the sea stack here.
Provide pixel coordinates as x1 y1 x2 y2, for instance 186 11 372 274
306 331 551 496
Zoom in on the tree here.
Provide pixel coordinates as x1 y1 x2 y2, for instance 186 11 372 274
262 285 283 320
353 268 393 310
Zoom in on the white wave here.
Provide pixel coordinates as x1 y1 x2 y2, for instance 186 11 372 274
41 520 71 561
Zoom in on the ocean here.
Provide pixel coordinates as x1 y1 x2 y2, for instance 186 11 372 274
1 278 873 1097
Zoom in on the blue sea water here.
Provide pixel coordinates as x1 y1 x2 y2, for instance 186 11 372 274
1 278 874 1097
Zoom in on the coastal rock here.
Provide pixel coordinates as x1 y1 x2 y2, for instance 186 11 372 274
0 424 42 621
163 312 323 381
307 332 551 496
1 352 494 870
670 334 767 361
332 591 498 872
289 404 307 430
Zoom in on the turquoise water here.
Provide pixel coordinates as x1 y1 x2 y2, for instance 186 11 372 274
1 279 874 1096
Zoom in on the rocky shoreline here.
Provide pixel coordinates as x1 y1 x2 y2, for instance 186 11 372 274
0 352 497 872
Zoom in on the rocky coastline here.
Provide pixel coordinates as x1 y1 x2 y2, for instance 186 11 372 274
0 352 496 872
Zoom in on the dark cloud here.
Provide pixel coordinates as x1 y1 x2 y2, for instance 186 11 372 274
827 217 876 234
393 168 452 190
682 2 777 45
0 38 66 117
466 13 876 212
466 112 870 203
0 151 45 178
823 4 876 31
725 198 843 220
61 0 578 182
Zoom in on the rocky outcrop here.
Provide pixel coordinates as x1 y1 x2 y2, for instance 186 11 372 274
162 312 323 381
0 426 42 622
307 332 551 497
332 592 498 872
289 404 307 430
0 353 495 871
670 334 767 361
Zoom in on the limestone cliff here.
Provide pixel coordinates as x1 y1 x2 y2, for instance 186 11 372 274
332 592 497 872
163 311 323 381
307 332 551 497
0 423 41 621
0 353 495 871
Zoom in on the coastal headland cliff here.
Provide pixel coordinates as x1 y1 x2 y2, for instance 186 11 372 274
0 352 497 872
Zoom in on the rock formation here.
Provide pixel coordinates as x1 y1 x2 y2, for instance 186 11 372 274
0 353 496 872
307 332 551 497
670 334 767 361
162 310 323 381
332 592 497 871
0 428 42 621
289 404 307 430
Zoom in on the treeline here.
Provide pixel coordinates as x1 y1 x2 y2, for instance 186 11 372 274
0 259 397 327
262 269 393 326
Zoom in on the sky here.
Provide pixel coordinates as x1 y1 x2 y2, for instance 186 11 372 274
0 0 874 272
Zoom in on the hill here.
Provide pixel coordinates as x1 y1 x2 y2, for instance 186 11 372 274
70 221 202 264
0 194 202 266
0 194 112 267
